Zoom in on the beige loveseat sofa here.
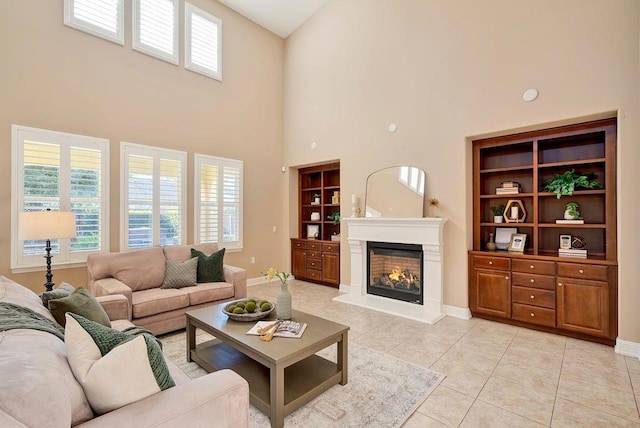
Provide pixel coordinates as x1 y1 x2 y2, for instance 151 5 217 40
0 276 249 427
87 244 247 335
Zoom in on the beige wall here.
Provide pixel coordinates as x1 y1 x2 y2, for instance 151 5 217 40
0 0 286 292
284 0 640 342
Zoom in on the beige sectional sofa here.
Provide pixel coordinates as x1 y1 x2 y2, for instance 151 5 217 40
87 244 247 335
0 276 249 427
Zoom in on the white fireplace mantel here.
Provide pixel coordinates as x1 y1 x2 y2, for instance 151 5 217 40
334 217 447 324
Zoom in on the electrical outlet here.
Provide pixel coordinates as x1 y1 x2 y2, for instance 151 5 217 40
251 257 256 264
272 225 277 232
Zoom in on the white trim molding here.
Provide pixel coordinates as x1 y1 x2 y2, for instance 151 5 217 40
443 305 472 320
615 338 640 358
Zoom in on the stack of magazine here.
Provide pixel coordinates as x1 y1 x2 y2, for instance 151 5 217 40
247 320 307 338
558 248 587 259
495 181 520 195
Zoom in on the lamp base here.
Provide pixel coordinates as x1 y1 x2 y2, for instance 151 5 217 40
43 239 55 292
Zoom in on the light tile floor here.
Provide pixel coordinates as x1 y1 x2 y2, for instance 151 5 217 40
250 279 640 427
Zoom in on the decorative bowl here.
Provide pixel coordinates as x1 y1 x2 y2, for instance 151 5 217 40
222 299 275 322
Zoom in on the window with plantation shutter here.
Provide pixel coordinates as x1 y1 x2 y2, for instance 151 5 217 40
121 142 186 250
195 154 242 250
185 2 222 81
64 0 124 45
133 0 179 64
11 125 109 272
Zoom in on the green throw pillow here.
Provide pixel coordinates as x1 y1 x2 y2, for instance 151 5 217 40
65 313 174 414
49 287 111 328
41 282 76 307
191 248 226 283
161 257 198 289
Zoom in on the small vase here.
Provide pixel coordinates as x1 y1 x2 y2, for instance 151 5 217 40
276 282 292 320
494 216 503 223
486 233 497 251
564 209 575 220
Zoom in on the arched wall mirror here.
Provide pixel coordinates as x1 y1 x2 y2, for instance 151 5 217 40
364 166 426 217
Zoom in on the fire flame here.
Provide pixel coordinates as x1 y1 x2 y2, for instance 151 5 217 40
388 266 416 284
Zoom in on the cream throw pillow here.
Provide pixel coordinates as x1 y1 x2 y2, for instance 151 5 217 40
64 313 174 414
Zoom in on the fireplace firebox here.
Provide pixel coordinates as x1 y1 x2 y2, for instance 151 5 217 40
367 241 423 304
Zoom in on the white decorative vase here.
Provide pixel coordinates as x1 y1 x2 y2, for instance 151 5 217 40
276 282 292 320
564 209 575 220
310 212 320 221
494 216 503 223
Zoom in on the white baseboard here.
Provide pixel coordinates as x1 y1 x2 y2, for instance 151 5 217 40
247 277 274 287
338 284 350 293
443 305 472 320
615 338 640 358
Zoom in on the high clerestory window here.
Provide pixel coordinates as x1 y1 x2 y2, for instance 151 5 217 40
64 0 125 45
11 125 110 272
185 2 223 81
133 0 179 64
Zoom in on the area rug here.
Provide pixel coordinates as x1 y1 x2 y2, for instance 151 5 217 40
161 331 444 428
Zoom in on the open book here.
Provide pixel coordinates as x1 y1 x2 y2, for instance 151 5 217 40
246 320 307 339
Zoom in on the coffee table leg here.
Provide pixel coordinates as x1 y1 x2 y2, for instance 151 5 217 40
269 364 285 428
338 331 348 385
186 318 196 362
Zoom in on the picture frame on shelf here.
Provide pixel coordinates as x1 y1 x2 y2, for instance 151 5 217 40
508 233 527 252
306 224 319 240
559 234 572 250
495 227 517 250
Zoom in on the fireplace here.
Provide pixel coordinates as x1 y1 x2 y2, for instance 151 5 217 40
367 241 423 304
335 217 447 324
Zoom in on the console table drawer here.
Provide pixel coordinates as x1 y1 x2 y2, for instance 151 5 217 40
292 240 306 249
511 272 555 290
307 251 321 259
322 243 339 253
512 286 555 309
557 263 607 281
307 242 322 251
512 259 555 275
512 303 556 327
306 269 322 280
473 256 510 271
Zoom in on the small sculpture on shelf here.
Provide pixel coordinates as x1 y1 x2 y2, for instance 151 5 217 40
503 199 526 223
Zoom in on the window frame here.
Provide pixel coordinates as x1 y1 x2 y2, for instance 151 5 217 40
194 154 243 251
132 0 179 65
64 0 125 45
120 142 187 250
185 2 223 81
11 125 110 273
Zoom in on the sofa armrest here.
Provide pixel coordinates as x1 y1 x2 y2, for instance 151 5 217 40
96 294 131 321
223 265 247 299
89 278 133 310
76 370 249 428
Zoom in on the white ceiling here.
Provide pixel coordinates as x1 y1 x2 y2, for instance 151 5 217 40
217 0 329 38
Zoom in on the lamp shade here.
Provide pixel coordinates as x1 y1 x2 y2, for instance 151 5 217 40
18 211 77 240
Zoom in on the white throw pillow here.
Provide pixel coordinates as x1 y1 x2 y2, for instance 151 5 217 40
64 313 174 414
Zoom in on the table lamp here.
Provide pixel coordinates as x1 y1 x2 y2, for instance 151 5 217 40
18 209 77 291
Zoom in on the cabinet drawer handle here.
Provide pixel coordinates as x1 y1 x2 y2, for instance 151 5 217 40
327 246 332 250
505 276 509 280
489 261 493 265
530 265 534 269
530 279 535 283
530 313 535 317
558 282 563 287
311 262 315 266
530 295 535 299
579 269 584 274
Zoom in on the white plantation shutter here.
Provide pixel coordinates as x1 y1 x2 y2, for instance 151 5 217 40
64 0 124 45
195 154 242 249
185 3 222 80
11 125 109 271
133 0 178 64
121 142 186 250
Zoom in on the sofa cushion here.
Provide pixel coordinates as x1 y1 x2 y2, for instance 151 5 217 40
182 282 235 306
0 329 94 427
131 288 189 319
87 247 166 291
49 287 111 328
0 276 56 322
65 313 175 415
161 257 198 289
41 282 75 307
191 248 226 283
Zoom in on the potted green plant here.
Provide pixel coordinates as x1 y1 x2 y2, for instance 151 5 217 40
312 193 321 205
564 202 581 220
327 210 340 225
490 205 505 223
544 169 600 199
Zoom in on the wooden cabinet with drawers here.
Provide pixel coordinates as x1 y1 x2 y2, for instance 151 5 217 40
291 239 340 287
469 252 617 344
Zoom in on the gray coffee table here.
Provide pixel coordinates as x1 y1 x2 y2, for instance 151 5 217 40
186 303 349 428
